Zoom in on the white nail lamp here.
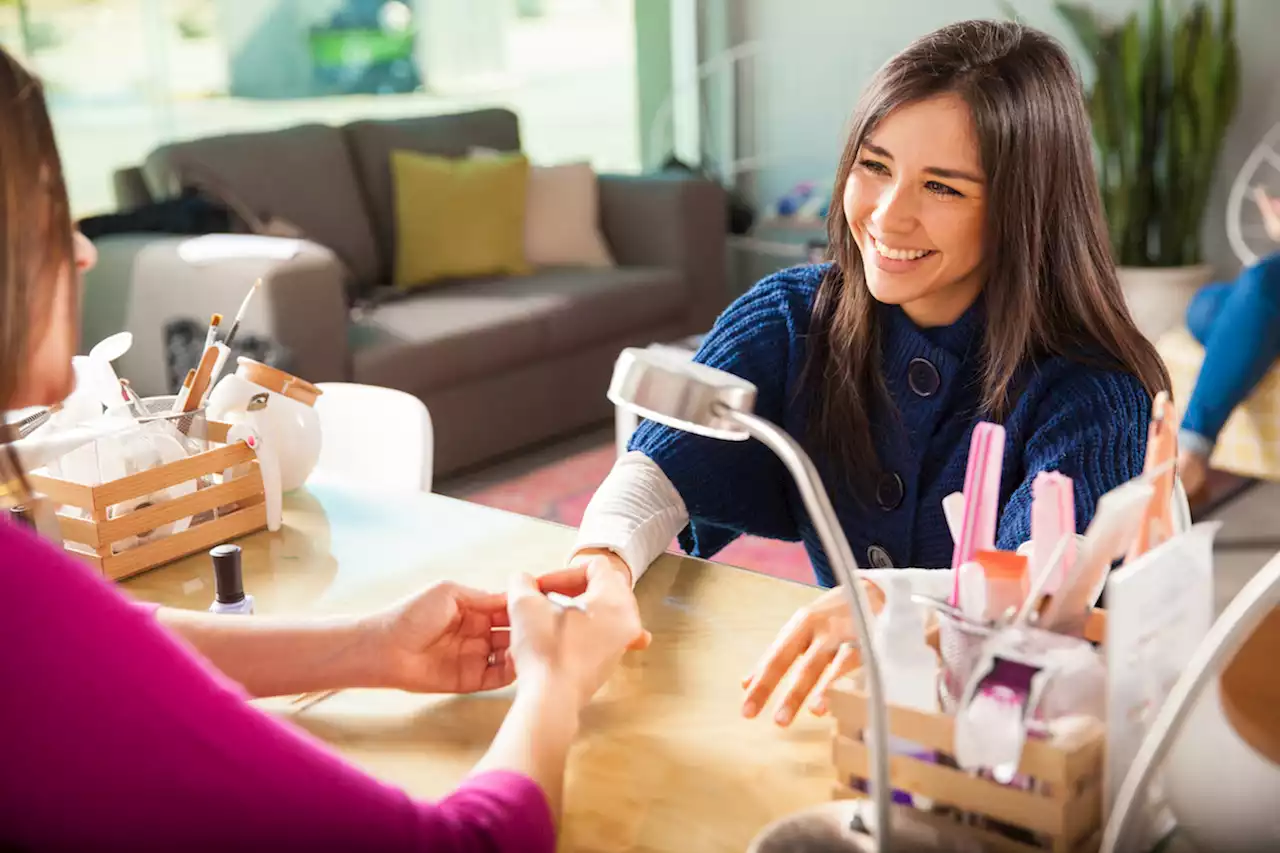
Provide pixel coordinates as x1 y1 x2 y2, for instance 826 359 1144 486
606 347 895 853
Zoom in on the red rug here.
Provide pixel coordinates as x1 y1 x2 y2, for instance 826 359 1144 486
461 443 816 584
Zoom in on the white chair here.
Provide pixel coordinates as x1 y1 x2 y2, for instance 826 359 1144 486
312 382 434 493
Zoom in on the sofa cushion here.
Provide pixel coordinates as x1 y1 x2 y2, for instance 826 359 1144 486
143 124 381 287
351 266 686 393
343 109 521 283
391 149 531 289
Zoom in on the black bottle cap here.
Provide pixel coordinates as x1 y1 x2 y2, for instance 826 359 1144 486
210 544 245 604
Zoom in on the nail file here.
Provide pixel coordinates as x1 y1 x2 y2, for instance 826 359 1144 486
951 422 1006 606
547 591 586 612
1031 472 1075 595
1038 478 1154 634
1126 391 1177 563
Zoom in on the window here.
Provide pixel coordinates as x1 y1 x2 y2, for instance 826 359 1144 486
1 0 640 217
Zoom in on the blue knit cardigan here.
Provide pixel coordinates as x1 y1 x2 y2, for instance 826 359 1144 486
628 264 1152 587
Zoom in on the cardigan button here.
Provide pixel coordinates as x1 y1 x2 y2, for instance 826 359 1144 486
908 358 941 397
867 545 894 569
876 472 904 511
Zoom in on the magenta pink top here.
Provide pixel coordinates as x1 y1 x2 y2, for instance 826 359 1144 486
0 519 555 852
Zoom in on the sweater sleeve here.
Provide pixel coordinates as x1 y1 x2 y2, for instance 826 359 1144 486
627 271 812 559
0 523 555 853
995 369 1151 551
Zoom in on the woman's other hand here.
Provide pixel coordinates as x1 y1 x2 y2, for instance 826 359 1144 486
367 582 515 694
741 580 885 726
506 565 647 707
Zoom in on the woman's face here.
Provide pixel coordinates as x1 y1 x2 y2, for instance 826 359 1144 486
842 93 987 327
12 231 96 409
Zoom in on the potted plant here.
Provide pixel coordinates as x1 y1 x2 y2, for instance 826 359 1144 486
1055 0 1240 341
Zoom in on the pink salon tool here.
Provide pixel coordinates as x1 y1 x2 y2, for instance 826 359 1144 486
951 422 1006 606
1031 471 1075 595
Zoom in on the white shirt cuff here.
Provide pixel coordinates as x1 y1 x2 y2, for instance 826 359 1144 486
571 451 689 586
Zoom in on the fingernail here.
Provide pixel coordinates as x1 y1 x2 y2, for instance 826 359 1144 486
775 707 792 725
811 700 826 715
743 701 758 718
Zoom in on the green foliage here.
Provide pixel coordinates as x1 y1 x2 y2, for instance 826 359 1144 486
1056 0 1240 267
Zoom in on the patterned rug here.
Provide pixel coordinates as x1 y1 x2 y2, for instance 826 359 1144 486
461 443 817 585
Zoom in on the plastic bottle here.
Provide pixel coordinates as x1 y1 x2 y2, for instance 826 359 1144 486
874 576 941 808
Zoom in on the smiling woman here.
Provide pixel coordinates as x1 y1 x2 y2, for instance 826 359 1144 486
558 19 1171 726
842 95 987 327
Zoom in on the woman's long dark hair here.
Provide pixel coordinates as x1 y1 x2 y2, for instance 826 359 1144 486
0 48 75 500
804 20 1170 497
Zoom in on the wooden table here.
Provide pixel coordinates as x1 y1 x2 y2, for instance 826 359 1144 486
122 475 835 852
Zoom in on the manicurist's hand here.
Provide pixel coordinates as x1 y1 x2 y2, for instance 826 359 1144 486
741 580 885 726
507 563 648 706
364 581 516 694
536 548 652 651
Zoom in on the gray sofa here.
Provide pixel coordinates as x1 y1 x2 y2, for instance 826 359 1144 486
84 108 728 478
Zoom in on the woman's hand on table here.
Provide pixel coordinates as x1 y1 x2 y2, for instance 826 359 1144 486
365 582 516 694
741 580 886 726
506 562 649 707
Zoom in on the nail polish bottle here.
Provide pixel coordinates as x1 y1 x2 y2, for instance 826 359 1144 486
209 543 254 614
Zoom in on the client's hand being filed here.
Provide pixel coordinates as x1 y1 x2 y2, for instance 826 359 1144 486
507 562 649 707
741 580 885 726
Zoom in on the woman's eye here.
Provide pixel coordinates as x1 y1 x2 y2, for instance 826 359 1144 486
925 180 962 197
858 158 889 175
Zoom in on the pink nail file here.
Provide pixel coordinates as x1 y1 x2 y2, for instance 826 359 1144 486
950 421 1006 606
1031 472 1075 595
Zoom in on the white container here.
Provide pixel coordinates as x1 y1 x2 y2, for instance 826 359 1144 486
206 358 323 493
875 577 941 809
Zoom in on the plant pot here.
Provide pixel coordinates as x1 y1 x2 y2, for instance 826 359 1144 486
1118 264 1214 343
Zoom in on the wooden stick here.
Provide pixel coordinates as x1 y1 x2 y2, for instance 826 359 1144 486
291 688 340 710
184 345 225 414
171 369 197 414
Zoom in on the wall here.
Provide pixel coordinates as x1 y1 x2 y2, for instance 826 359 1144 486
716 0 1280 277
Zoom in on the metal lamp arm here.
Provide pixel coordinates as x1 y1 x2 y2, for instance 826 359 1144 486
725 407 893 853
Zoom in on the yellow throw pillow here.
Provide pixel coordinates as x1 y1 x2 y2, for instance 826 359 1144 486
391 149 531 289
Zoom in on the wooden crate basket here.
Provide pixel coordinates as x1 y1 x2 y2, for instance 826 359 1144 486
27 421 267 581
827 611 1108 853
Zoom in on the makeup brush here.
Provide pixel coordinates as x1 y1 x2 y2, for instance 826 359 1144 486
203 313 223 352
223 278 261 349
170 369 197 414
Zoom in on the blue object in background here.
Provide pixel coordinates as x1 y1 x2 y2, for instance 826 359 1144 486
311 0 421 96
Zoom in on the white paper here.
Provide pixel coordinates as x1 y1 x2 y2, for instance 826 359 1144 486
178 234 302 264
1104 521 1220 838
